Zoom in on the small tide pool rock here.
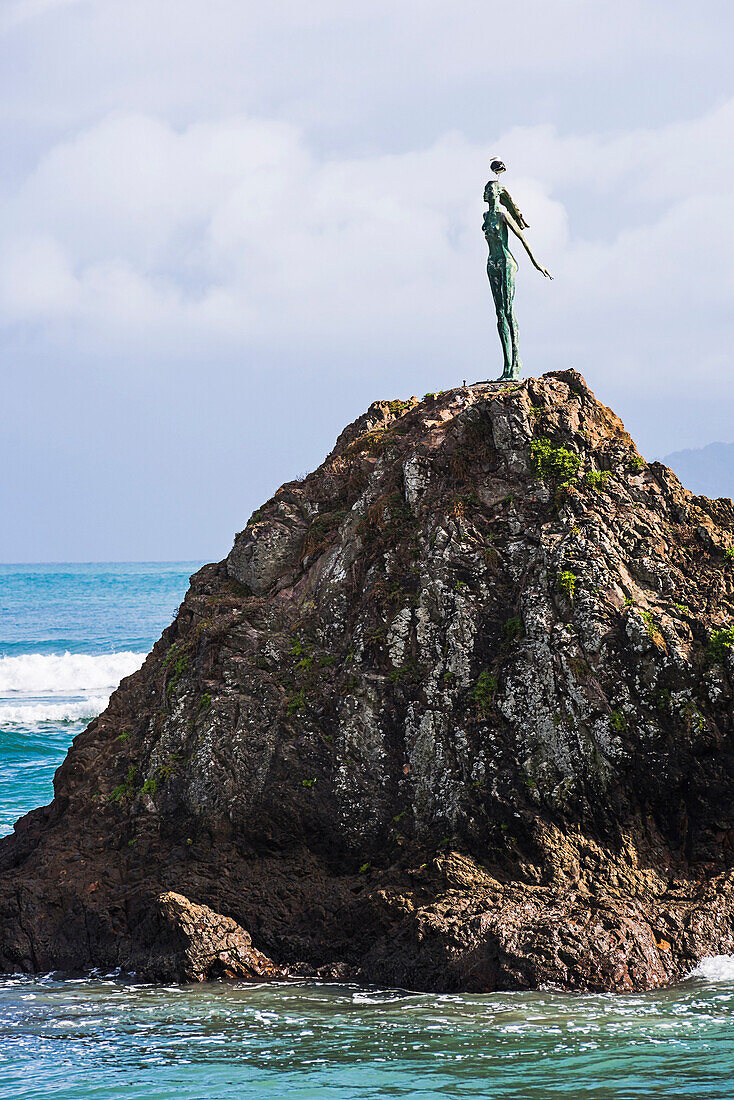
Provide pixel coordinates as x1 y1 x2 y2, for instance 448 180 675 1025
1 370 734 991
139 892 285 983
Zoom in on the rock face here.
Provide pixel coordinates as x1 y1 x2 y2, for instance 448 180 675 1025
142 892 284 982
2 370 734 991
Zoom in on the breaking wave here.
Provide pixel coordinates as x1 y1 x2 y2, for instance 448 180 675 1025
0 651 146 696
689 955 734 981
0 697 110 726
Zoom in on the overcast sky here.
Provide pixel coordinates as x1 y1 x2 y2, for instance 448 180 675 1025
2 0 733 561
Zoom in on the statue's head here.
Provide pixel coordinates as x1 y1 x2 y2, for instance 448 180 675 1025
485 179 501 207
490 158 506 176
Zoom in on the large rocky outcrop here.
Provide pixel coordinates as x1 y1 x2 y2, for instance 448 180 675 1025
2 370 734 991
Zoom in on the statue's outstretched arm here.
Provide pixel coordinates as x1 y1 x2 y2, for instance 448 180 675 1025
499 188 529 230
503 212 553 280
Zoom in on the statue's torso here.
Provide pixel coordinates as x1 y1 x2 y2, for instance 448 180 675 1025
483 206 509 259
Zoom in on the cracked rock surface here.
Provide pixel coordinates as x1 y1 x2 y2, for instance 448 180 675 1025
2 370 734 991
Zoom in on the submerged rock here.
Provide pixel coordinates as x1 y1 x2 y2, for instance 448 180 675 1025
1 370 734 991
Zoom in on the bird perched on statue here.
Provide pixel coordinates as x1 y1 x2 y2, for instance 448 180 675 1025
487 158 528 228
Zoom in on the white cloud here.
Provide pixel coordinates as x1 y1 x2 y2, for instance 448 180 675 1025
0 99 732 406
1 0 733 561
0 0 728 150
0 235 78 317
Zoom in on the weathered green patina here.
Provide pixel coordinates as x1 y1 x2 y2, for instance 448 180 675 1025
483 168 552 380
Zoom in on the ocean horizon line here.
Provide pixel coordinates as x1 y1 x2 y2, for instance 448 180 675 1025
0 559 208 567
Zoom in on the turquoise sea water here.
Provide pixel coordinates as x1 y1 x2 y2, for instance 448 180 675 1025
0 562 201 836
2 562 734 1099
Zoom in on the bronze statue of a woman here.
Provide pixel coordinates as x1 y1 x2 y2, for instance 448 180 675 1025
483 159 552 381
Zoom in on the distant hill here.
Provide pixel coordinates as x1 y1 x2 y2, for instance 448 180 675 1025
663 442 734 500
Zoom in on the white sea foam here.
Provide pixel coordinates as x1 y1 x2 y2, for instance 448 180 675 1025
0 697 111 726
688 955 734 981
0 652 146 696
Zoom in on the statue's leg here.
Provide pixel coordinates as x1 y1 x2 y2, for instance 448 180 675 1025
506 312 521 380
496 315 513 379
507 258 521 379
488 260 512 378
